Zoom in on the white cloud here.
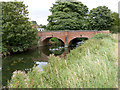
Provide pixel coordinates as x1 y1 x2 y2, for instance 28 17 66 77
23 0 55 25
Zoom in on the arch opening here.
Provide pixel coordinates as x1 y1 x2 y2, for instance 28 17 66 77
41 37 65 56
42 37 64 46
69 37 88 47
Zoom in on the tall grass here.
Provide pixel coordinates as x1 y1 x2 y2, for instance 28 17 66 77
8 33 118 88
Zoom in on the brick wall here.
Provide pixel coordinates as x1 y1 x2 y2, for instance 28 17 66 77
38 30 109 46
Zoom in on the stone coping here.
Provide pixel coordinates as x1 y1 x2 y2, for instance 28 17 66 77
38 30 109 32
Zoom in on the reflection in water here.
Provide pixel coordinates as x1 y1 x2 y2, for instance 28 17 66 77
2 41 82 87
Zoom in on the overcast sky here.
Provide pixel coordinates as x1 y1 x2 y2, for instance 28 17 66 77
2 0 120 25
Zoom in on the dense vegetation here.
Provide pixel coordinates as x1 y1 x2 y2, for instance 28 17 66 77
46 0 117 32
8 33 118 88
46 1 89 30
109 12 120 33
88 6 114 30
2 2 38 56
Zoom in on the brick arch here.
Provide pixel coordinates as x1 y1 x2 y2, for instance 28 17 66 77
41 36 65 45
38 30 110 47
68 36 89 46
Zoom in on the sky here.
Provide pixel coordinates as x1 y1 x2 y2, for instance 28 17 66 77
1 0 120 25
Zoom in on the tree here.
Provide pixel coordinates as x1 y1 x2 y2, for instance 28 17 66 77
108 12 120 33
88 6 114 30
31 21 37 25
112 12 119 26
2 2 38 55
46 1 88 30
39 24 46 29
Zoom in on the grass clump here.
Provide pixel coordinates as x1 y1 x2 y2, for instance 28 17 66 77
8 33 118 88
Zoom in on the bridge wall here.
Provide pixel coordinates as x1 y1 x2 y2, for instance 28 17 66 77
38 30 109 47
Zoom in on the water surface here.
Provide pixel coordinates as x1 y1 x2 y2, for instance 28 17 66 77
2 45 77 86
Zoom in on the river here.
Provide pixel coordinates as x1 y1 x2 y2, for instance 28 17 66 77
2 42 83 87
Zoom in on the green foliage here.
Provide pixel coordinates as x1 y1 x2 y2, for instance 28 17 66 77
88 6 114 30
39 24 46 29
47 1 115 31
91 33 114 41
112 12 119 26
2 2 38 55
31 21 37 25
46 1 88 30
108 25 119 33
108 12 120 33
8 34 118 88
50 37 59 45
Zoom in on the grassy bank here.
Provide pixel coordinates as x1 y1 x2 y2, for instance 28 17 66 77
8 33 118 88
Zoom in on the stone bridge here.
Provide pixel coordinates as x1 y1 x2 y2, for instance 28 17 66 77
38 30 109 47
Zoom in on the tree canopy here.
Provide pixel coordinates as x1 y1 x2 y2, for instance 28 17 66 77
88 6 114 30
47 1 115 31
46 1 88 30
111 12 120 26
2 2 38 55
39 24 46 29
31 21 37 25
108 12 120 33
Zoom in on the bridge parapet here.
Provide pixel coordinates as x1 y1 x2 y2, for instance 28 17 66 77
38 30 109 47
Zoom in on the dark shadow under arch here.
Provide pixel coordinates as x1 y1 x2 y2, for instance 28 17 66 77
69 37 88 47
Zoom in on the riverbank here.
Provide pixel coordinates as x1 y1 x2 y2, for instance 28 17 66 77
8 33 118 88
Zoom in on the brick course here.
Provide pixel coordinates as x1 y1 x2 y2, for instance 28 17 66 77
38 30 109 46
